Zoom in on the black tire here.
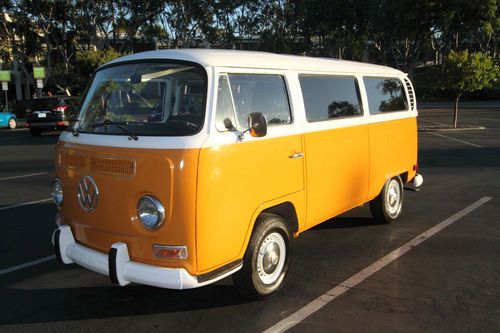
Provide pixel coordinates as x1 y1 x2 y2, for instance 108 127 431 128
30 128 42 136
8 117 16 130
232 213 292 299
369 176 404 224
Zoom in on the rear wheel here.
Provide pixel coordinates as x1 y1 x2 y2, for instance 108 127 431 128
30 128 42 136
232 213 291 299
369 176 403 223
8 117 16 129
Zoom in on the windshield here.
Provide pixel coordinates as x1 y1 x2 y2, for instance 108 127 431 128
75 62 206 136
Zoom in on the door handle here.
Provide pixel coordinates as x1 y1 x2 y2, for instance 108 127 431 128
288 152 304 159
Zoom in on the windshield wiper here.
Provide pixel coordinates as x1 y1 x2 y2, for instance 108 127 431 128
71 118 80 137
91 119 139 141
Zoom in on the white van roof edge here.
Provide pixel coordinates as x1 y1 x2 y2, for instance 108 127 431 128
102 49 405 76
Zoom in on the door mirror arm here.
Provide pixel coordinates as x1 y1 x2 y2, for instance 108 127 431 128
223 113 268 142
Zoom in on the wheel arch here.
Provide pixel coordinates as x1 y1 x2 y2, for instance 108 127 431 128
261 201 299 235
238 196 302 261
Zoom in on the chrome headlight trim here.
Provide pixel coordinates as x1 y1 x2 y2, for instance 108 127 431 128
51 178 64 206
137 195 165 230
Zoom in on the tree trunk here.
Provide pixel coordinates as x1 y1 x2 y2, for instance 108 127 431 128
453 94 461 128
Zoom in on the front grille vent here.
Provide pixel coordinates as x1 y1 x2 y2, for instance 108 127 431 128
90 156 135 177
60 152 135 177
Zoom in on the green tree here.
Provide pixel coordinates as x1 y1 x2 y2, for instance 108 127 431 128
441 50 499 128
296 0 367 59
75 49 122 92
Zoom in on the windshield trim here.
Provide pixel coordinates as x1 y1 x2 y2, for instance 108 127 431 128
74 59 208 137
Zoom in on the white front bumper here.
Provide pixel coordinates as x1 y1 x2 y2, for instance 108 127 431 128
53 225 240 290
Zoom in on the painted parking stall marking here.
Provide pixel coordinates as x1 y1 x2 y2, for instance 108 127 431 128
418 118 448 126
0 172 48 181
428 132 483 148
264 196 493 333
0 255 56 276
0 198 52 212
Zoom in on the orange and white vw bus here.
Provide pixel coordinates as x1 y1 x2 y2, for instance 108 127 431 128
52 49 423 299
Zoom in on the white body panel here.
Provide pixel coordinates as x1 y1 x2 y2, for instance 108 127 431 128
61 49 417 150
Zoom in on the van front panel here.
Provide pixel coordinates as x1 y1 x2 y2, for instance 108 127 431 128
55 141 199 274
196 133 304 273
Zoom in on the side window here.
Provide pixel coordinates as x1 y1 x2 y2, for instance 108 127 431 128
215 75 236 132
363 77 408 114
299 75 362 122
215 74 291 131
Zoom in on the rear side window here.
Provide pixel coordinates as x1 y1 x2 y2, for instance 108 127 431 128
363 77 408 114
30 98 59 109
215 74 291 131
64 98 79 107
299 75 362 122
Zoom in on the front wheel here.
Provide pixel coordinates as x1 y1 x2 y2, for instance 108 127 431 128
232 213 291 299
369 176 403 223
8 117 16 129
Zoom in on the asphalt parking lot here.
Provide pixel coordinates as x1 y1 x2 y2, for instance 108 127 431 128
1 104 499 332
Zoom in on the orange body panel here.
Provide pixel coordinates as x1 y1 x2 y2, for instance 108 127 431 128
367 117 418 199
303 125 370 228
55 142 199 274
56 118 417 277
196 134 304 273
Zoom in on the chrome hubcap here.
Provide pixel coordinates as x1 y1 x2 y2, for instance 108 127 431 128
256 232 286 284
385 179 401 216
8 119 15 128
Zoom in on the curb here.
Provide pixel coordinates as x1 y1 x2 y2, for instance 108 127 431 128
418 126 485 132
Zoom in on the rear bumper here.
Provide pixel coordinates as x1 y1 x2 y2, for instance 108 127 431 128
53 225 241 290
405 173 423 191
413 173 423 188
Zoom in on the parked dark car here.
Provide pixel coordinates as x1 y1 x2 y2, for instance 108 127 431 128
26 96 79 136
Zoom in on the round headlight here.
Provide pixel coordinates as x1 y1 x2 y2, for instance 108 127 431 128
51 179 64 206
137 196 165 230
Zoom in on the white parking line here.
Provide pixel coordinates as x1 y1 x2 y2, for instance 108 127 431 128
0 255 56 276
0 172 48 181
419 119 448 126
428 132 483 148
264 196 493 333
0 198 52 211
478 117 500 123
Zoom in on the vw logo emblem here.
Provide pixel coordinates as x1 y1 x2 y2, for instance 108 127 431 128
77 176 99 212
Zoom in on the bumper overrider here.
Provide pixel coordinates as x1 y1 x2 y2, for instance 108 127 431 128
409 173 423 190
53 225 241 289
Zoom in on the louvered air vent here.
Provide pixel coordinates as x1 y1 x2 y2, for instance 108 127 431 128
404 78 416 111
60 152 135 178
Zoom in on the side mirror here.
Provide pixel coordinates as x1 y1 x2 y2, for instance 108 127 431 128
247 112 267 137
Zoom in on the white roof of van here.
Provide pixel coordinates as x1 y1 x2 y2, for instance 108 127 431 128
104 49 405 76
